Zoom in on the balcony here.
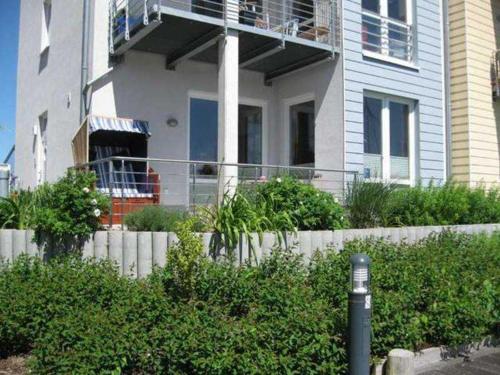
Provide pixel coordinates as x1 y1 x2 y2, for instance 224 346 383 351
109 0 340 81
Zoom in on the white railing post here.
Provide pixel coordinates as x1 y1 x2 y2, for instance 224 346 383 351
125 0 130 41
143 0 149 25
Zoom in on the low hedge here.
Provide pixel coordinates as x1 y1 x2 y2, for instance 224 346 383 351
0 232 498 374
346 181 500 228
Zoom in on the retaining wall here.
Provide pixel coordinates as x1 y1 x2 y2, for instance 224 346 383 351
1 224 499 278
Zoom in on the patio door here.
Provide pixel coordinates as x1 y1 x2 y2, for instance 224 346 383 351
189 97 263 204
189 98 263 175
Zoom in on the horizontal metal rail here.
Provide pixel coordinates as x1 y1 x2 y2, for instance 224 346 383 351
74 156 358 227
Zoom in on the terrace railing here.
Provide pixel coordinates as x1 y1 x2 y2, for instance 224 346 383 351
361 10 415 63
109 0 340 54
76 157 358 227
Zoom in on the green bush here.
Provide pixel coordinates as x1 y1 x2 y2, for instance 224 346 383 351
0 232 498 374
124 205 204 232
0 187 49 229
254 176 347 230
31 170 109 244
345 181 500 228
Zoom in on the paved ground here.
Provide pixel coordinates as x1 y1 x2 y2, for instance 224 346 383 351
417 347 500 375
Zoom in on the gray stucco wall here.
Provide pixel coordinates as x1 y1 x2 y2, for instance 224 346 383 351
15 0 84 188
343 0 446 184
89 0 345 205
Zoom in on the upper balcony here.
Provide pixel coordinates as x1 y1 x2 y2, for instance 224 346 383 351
109 0 340 81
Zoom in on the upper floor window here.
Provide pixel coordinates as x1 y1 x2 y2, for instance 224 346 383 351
362 0 415 63
40 0 52 53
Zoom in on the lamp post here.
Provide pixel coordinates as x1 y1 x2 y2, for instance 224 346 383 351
348 253 372 375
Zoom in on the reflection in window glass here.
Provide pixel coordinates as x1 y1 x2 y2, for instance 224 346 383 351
362 14 382 53
290 101 315 166
190 98 218 175
388 0 407 22
362 0 379 13
239 105 262 164
389 102 409 179
388 23 410 60
363 97 383 178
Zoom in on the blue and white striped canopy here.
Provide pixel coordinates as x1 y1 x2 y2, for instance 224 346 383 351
88 115 151 136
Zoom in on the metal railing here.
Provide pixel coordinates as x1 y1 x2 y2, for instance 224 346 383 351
109 0 340 53
361 10 415 63
76 156 358 226
493 50 500 100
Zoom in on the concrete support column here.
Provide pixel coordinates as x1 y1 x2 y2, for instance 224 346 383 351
217 29 239 200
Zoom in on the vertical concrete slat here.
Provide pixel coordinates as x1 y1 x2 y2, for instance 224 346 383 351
94 231 108 260
108 231 123 274
322 230 333 249
201 233 211 258
123 231 138 278
82 235 94 259
13 230 27 259
138 232 153 278
332 230 343 251
311 231 323 256
153 232 168 268
299 231 312 262
249 233 262 265
26 230 39 258
261 232 275 260
0 229 13 263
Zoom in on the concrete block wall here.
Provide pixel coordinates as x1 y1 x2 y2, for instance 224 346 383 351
1 224 499 278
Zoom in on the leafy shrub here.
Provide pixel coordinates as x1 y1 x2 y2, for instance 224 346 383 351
254 176 347 230
201 189 295 258
124 205 204 232
0 187 49 229
163 218 205 298
346 180 500 228
310 232 500 356
32 170 109 244
0 232 498 373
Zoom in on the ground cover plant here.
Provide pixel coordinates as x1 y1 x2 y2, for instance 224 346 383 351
123 205 204 232
0 230 498 374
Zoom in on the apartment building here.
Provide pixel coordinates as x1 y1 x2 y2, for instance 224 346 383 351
449 0 500 187
15 0 448 212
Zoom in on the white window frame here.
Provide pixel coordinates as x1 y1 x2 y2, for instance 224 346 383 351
361 0 416 66
363 92 416 186
40 0 51 54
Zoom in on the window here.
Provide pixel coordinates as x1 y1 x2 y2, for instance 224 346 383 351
363 94 415 183
289 101 315 166
40 0 51 53
189 98 263 175
362 0 414 62
35 113 48 185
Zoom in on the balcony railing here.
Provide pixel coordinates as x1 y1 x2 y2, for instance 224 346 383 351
361 10 415 63
76 156 358 226
109 0 340 55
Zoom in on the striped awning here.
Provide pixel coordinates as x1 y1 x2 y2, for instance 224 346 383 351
88 115 151 136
